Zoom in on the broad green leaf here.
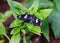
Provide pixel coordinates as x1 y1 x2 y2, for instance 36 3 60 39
0 10 12 22
26 23 41 35
0 22 6 35
13 1 28 12
34 9 52 20
39 0 53 9
39 9 52 20
9 19 23 28
41 18 49 41
49 9 60 39
54 0 60 11
0 13 3 22
3 10 12 21
24 0 32 4
7 0 28 17
7 0 23 19
10 27 20 35
9 33 20 43
29 0 39 12
24 0 33 9
25 0 33 9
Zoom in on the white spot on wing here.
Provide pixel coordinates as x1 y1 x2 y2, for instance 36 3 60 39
36 19 38 23
40 23 42 26
19 16 21 18
24 15 28 19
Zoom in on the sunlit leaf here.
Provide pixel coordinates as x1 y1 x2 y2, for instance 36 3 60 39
21 29 26 35
3 10 12 21
34 9 52 20
10 27 20 35
26 23 41 35
39 9 52 19
7 0 28 18
10 33 20 43
9 19 23 28
13 1 28 12
29 0 39 12
0 13 3 22
0 22 6 35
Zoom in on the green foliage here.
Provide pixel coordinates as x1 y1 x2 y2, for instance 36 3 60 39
34 9 52 20
0 10 12 40
5 0 53 42
9 33 20 43
0 0 60 43
9 19 23 28
54 0 60 11
10 27 21 35
24 0 32 4
39 0 53 8
26 23 41 35
49 9 60 39
41 18 49 41
0 13 3 21
7 0 28 19
0 10 12 22
3 10 12 21
29 0 39 12
0 21 6 35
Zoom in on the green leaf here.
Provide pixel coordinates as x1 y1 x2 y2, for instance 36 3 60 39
21 29 26 35
0 22 6 35
49 9 60 39
24 0 32 4
0 13 3 22
0 10 12 22
39 0 53 9
12 1 28 12
24 0 33 9
29 0 39 12
26 23 41 35
3 10 12 21
21 29 27 43
54 0 60 11
9 19 23 28
34 9 52 20
41 18 49 41
39 9 52 20
10 27 20 35
9 33 20 43
7 0 28 17
7 0 23 19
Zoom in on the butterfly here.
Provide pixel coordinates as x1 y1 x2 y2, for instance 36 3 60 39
17 13 42 27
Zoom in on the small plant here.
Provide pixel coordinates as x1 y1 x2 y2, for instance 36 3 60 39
0 0 60 43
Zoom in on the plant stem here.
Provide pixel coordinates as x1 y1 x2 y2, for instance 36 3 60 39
23 35 26 43
4 34 10 41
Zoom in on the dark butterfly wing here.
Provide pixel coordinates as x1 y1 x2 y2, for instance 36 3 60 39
17 14 35 23
17 14 42 27
17 14 26 21
33 18 42 26
25 15 35 23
